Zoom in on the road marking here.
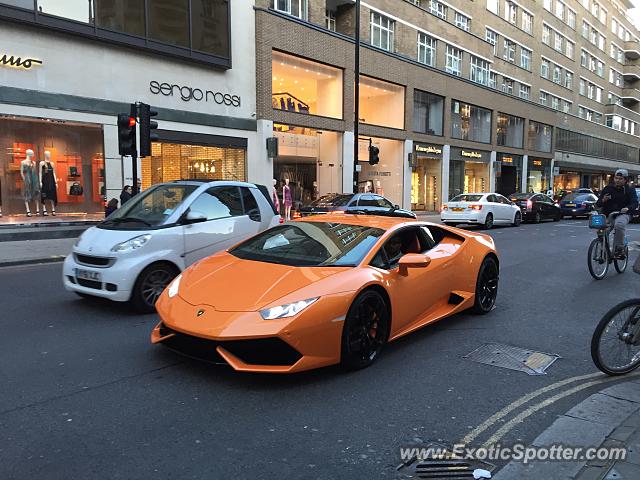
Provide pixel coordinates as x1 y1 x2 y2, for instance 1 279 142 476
459 372 604 445
481 372 640 448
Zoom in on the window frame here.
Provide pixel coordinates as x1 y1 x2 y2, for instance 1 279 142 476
370 12 395 52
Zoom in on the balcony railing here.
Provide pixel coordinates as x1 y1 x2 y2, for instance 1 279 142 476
624 41 640 60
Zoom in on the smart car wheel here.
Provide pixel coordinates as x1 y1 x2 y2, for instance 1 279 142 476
341 290 390 370
131 263 179 314
473 257 499 314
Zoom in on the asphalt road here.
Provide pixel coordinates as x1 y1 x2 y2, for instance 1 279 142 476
2 218 640 479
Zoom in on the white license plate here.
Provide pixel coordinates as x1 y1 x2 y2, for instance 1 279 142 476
75 268 101 282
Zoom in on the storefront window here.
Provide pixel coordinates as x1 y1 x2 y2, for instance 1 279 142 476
141 142 246 190
411 147 442 211
358 137 404 206
96 0 145 36
451 101 492 143
413 90 444 136
496 113 524 148
37 0 92 23
0 116 104 217
359 76 405 129
449 160 489 198
272 125 342 214
272 51 343 119
527 121 552 152
191 0 230 56
149 0 189 47
554 172 580 195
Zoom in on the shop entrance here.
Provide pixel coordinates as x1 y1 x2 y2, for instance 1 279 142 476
411 156 441 211
497 166 517 196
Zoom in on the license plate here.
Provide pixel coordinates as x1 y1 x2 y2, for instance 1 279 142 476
452 207 464 212
75 268 101 282
565 203 576 207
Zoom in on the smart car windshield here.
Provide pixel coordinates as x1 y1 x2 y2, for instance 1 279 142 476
230 222 385 267
102 184 198 228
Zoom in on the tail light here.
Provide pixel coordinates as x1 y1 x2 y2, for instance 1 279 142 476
469 204 483 211
441 204 448 211
526 200 533 210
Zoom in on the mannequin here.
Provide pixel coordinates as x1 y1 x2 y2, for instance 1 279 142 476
272 179 280 214
20 149 40 217
282 178 292 221
39 150 58 216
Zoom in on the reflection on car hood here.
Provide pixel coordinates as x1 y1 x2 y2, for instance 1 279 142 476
74 226 152 256
179 252 345 311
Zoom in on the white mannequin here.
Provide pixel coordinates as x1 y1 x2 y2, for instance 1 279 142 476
20 149 40 216
272 178 280 213
39 150 58 216
283 178 292 221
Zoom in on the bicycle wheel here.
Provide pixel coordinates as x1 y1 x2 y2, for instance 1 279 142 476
591 299 640 375
614 245 629 273
588 237 609 280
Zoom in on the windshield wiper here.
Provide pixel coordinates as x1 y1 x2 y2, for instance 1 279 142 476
104 217 152 226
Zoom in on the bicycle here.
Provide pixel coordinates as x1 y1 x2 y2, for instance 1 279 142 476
587 211 629 280
591 298 640 375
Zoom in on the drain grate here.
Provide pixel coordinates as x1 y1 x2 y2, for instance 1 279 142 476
396 442 495 480
464 342 560 375
414 459 475 479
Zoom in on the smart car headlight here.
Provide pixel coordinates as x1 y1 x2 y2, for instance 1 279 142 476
260 297 319 320
111 234 151 253
167 273 182 299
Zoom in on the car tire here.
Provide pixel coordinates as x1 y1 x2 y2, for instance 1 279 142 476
341 289 390 370
512 211 521 227
472 257 499 315
534 211 542 223
131 262 180 314
482 213 494 230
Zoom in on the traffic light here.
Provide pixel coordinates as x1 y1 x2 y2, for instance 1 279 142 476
138 103 159 157
117 111 136 157
368 145 380 165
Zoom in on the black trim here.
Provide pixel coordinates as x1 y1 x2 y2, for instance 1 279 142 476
156 130 248 148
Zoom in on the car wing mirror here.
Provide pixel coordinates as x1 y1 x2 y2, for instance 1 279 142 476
398 253 431 276
183 210 207 224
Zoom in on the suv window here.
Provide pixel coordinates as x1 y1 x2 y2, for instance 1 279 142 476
372 195 394 208
189 186 243 221
241 187 260 220
357 195 377 207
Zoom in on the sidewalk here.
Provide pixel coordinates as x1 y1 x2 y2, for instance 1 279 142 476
0 237 76 267
494 377 640 479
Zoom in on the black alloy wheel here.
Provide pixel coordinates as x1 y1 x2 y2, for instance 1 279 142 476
534 210 542 223
472 257 499 314
483 213 494 230
132 263 179 313
341 290 390 370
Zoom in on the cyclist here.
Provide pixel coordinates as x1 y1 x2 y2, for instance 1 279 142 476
595 168 638 259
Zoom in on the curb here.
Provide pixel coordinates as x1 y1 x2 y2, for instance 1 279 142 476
0 256 66 268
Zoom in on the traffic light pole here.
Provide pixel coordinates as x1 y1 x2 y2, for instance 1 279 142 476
131 103 139 195
353 0 360 194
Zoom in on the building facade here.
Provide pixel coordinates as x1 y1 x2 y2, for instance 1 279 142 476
0 1 257 218
255 0 640 211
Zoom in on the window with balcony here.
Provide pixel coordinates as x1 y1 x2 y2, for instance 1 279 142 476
451 101 492 143
417 33 436 67
370 12 394 52
413 90 444 135
470 56 490 85
446 45 463 76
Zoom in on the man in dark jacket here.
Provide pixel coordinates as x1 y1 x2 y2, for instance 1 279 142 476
596 169 638 258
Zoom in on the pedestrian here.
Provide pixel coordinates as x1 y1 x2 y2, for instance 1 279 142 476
120 185 132 205
105 198 118 217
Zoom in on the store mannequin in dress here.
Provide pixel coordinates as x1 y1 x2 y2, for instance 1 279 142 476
20 149 40 217
283 178 292 221
272 179 280 214
39 150 58 216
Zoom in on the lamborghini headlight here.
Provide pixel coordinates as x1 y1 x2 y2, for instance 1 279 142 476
260 297 319 320
167 274 182 298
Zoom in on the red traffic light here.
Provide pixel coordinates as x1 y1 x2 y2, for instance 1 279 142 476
129 116 136 127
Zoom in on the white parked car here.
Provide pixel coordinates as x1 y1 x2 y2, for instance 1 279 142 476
63 180 280 312
440 193 521 229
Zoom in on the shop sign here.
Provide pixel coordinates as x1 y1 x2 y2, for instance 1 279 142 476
533 160 543 166
501 156 513 164
461 150 482 159
150 81 241 107
415 144 442 155
0 53 42 70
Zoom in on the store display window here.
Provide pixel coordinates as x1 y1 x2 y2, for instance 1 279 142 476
359 76 405 129
527 121 553 152
451 101 492 143
272 51 343 119
0 116 104 218
449 160 489 198
496 113 524 148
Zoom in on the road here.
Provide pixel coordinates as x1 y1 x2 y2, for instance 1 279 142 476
1 218 639 479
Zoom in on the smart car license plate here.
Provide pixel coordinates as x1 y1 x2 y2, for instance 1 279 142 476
452 207 464 212
75 268 101 282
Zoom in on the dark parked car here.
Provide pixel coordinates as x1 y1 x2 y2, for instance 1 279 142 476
298 193 416 218
559 192 598 218
509 193 562 223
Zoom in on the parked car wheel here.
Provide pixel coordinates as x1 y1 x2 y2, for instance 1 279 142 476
131 262 180 313
534 211 542 223
512 211 521 227
482 213 494 230
472 257 499 314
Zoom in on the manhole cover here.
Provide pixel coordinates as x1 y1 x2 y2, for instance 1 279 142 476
464 343 560 375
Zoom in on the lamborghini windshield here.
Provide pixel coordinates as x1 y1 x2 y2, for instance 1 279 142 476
230 222 385 267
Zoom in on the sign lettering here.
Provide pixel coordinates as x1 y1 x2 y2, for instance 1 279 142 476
533 160 543 166
501 156 513 163
150 81 241 107
461 150 482 159
0 54 42 70
416 145 442 155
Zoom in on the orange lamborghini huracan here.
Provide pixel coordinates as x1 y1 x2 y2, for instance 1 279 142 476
151 213 499 373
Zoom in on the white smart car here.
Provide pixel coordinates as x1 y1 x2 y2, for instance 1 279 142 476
63 180 280 312
440 193 521 229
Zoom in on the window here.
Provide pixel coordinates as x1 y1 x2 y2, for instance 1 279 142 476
37 0 93 23
501 77 514 95
451 101 492 143
544 0 552 11
455 12 470 31
551 96 560 110
489 72 497 89
359 76 405 129
503 39 515 63
273 0 307 20
528 121 552 152
325 8 336 31
543 25 551 45
608 93 621 105
519 84 530 99
598 34 605 51
612 18 618 35
599 7 606 24
597 60 604 77
566 41 574 58
470 56 490 85
555 1 565 20
553 65 561 84
446 45 463 76
417 33 436 66
579 78 586 96
568 9 576 28
554 32 563 52
556 128 639 162
371 12 394 52
522 11 533 33
191 0 230 56
487 0 499 15
272 51 343 119
240 187 260 220
581 50 588 67
582 20 589 39
541 58 549 78
497 113 524 147
562 100 572 113
96 0 145 36
430 0 447 19
413 90 444 135
521 48 531 70
504 1 517 24
565 71 573 89
486 29 497 55
539 91 548 106
190 187 244 221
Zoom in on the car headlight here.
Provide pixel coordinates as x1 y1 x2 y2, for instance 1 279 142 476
260 297 319 320
111 234 151 253
167 273 182 299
